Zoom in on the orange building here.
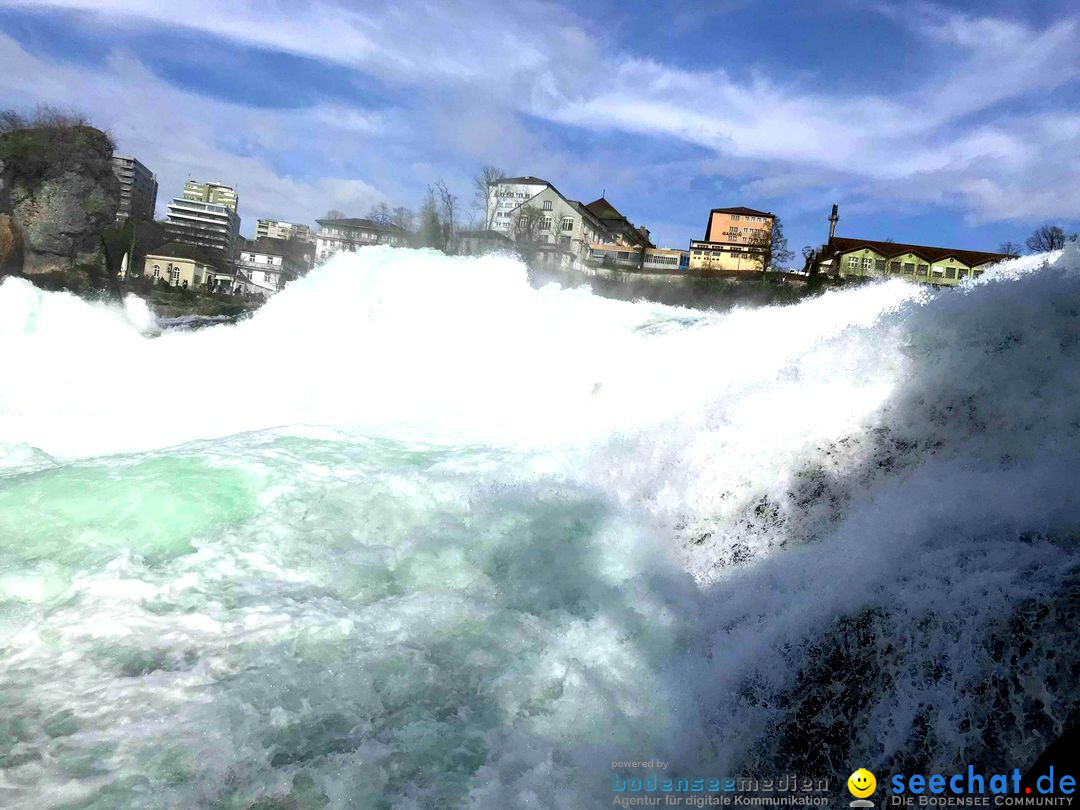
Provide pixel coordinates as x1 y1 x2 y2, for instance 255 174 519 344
689 207 775 273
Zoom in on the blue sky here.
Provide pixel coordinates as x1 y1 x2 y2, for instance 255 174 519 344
0 0 1077 258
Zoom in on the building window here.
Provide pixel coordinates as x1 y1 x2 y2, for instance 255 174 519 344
561 217 573 231
542 201 552 211
888 261 900 273
847 256 859 269
540 216 552 230
945 267 956 279
874 259 885 272
559 235 571 248
152 264 160 279
518 214 529 228
958 268 969 278
170 267 180 284
917 264 929 276
731 215 740 220
973 270 984 278
903 263 914 274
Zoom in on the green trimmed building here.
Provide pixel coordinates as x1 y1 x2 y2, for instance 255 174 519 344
819 236 1011 286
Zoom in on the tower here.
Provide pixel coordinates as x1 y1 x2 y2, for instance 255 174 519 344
828 203 839 241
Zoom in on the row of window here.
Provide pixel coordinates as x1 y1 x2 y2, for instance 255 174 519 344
321 232 400 245
537 216 575 231
692 245 748 256
845 256 984 279
644 254 681 266
150 264 187 284
730 215 768 223
590 250 683 266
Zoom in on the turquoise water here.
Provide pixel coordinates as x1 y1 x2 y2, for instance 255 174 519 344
1 247 1079 807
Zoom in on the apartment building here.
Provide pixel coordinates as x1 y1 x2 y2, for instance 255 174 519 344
182 180 239 211
485 177 554 233
689 207 776 273
486 177 657 271
314 217 409 261
233 237 303 297
111 155 158 222
256 219 313 243
164 196 241 257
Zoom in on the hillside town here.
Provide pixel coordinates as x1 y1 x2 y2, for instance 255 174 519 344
2 110 1072 313
107 152 1058 306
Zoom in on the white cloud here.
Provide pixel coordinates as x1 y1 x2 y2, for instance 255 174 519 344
0 33 391 228
0 0 1077 233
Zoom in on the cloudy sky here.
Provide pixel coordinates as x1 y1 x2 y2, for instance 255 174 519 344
0 0 1077 255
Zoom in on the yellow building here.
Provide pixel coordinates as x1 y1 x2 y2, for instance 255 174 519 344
182 180 238 212
688 206 775 273
822 237 1010 287
143 252 216 288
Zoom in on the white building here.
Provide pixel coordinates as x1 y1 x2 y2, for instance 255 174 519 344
315 217 409 262
233 238 303 297
164 197 241 257
256 219 313 243
485 176 553 233
485 177 651 268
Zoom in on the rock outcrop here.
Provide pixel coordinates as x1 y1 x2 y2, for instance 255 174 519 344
0 212 23 275
0 120 119 288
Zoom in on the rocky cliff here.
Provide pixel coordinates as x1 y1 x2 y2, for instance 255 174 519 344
0 116 119 289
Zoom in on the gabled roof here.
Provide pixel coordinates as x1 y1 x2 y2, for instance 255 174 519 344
584 197 653 247
491 176 552 186
584 197 626 222
567 200 607 228
316 217 407 233
828 236 1011 267
710 206 775 218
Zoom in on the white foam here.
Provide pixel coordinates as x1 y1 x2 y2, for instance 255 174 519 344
1 246 1078 807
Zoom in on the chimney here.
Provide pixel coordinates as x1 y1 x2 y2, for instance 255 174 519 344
638 226 651 242
828 203 839 241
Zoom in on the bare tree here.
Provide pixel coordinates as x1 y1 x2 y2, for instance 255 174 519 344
434 179 458 252
367 202 393 225
417 188 444 250
747 217 794 279
1025 225 1075 253
998 241 1023 258
324 209 346 221
391 206 414 233
472 165 506 231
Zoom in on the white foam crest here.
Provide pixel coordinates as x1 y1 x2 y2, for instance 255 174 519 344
2 246 1078 807
0 247 926 460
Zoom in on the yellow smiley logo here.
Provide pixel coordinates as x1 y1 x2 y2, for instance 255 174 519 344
848 768 877 798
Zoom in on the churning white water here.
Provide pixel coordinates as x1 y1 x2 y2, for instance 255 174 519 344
1 246 1078 808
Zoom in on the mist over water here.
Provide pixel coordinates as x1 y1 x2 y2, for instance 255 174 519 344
1 246 1078 808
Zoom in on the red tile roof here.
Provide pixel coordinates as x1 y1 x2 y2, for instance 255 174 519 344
828 236 1010 266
